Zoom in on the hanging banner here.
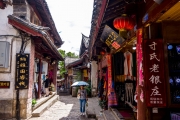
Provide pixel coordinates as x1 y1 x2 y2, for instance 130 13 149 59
100 25 124 51
15 54 30 89
107 54 112 96
143 39 166 107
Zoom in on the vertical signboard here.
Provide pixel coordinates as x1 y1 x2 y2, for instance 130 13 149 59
143 39 166 107
15 54 30 89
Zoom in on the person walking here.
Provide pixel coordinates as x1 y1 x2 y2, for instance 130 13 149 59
44 75 50 97
77 85 88 116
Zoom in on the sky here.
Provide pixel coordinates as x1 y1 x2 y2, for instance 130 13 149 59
46 0 94 55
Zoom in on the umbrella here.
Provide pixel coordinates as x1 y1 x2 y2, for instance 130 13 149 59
71 81 89 87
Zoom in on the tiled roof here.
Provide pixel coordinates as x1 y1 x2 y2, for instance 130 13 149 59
8 15 64 60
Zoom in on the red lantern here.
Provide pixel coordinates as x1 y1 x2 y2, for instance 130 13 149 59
113 14 135 31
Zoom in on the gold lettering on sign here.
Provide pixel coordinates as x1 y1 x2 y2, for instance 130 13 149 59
20 69 25 73
20 63 26 67
20 57 26 61
19 81 25 86
19 75 25 80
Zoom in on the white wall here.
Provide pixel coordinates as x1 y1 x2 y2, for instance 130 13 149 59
0 6 18 100
0 5 31 100
91 61 98 89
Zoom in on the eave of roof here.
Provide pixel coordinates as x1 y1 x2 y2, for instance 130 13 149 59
8 15 64 61
88 0 108 59
79 34 89 56
67 58 83 68
26 0 63 46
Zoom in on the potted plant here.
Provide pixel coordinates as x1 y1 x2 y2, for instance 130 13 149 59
32 99 37 107
99 99 107 110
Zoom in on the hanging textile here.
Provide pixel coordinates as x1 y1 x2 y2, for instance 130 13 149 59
108 90 118 107
114 52 124 75
83 69 88 77
124 51 133 77
125 80 134 104
132 52 136 77
107 54 112 96
108 81 118 106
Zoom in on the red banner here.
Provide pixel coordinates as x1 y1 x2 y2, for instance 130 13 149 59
107 54 112 96
143 39 166 107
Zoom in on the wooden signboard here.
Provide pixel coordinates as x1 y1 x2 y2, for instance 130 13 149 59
15 53 30 89
0 81 10 88
143 39 166 107
101 25 124 51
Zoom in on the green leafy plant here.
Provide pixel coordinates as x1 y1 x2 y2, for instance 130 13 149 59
85 80 91 97
58 49 79 78
32 99 37 106
99 99 107 109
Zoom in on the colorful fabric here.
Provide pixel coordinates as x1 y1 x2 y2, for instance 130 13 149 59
104 81 106 89
107 54 112 96
108 91 118 106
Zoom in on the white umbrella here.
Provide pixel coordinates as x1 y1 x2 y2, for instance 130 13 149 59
71 81 89 87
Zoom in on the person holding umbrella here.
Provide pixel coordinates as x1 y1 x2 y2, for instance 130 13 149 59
77 85 88 116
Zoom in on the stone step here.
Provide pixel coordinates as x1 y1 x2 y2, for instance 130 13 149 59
110 107 136 120
103 110 118 120
32 95 59 117
110 108 124 120
86 109 96 118
32 92 56 111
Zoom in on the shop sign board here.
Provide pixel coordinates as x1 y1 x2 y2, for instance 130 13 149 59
15 53 30 89
143 39 166 107
0 81 10 88
100 25 124 51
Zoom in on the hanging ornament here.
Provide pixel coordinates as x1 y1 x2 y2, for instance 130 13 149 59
113 14 135 38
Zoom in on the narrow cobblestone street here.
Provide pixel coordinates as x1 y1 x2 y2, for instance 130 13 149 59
29 95 101 120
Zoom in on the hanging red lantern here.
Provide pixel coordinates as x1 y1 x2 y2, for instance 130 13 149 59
113 14 135 31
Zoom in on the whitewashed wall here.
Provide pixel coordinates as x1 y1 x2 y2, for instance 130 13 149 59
0 4 33 119
0 5 18 99
91 61 98 89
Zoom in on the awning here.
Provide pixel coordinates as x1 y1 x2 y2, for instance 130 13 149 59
8 15 63 61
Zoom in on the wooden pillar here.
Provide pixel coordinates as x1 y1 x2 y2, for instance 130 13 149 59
53 63 57 91
38 59 42 98
137 29 147 120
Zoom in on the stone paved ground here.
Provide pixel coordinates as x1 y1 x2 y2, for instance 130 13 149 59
29 95 103 120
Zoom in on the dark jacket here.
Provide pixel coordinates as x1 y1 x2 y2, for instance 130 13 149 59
44 78 49 88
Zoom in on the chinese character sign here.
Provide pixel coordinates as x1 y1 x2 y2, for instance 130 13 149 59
15 54 30 89
143 39 166 107
101 25 124 51
0 81 10 88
